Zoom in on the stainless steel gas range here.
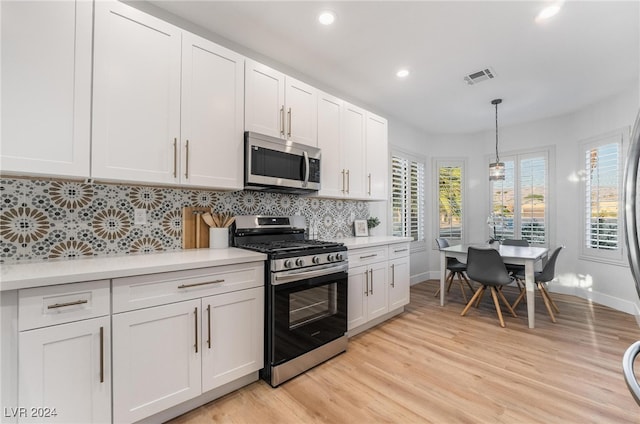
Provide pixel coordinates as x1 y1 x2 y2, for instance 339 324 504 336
232 215 348 387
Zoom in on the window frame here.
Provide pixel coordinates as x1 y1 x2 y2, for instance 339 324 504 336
579 130 625 265
390 147 427 251
433 158 466 247
488 146 554 248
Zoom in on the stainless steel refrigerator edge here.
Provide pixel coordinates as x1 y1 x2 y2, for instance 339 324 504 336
623 109 640 405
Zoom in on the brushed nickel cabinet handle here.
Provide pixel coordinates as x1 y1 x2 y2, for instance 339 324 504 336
346 169 350 194
280 106 285 136
391 264 396 288
342 169 346 193
177 279 225 289
359 254 378 259
369 269 374 295
194 307 198 353
287 107 292 138
47 299 88 309
184 139 189 179
206 304 212 349
173 138 178 178
365 269 369 296
368 173 371 195
99 326 104 383
394 248 409 253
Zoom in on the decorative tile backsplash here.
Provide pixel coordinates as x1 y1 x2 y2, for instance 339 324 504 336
0 178 369 264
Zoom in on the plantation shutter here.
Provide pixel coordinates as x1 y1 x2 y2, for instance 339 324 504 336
585 142 619 250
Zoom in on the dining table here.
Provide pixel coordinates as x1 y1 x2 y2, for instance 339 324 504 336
439 243 549 328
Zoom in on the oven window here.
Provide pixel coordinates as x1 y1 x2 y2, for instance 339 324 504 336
251 146 303 181
289 283 337 330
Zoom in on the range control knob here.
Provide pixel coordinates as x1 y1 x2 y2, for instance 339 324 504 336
327 254 335 262
283 259 293 269
295 258 305 267
312 256 320 264
336 253 344 261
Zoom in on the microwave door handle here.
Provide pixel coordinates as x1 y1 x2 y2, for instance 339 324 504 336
303 150 310 185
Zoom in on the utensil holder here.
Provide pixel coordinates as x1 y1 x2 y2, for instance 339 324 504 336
209 228 229 249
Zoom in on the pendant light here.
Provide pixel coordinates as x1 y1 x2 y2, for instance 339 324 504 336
489 98 505 181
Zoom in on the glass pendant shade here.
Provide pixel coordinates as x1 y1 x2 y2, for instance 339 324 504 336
489 161 505 180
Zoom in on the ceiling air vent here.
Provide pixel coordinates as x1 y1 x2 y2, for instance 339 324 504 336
464 67 496 85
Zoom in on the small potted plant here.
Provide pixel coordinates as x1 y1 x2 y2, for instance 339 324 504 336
367 217 380 235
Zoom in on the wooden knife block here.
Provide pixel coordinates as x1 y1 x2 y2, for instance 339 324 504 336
182 207 211 249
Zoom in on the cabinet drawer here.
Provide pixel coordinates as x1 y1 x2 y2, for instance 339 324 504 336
347 246 388 268
388 243 410 259
19 280 110 331
113 262 264 313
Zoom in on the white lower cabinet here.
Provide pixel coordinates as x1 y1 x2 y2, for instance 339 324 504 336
17 281 111 424
111 263 264 424
112 300 202 423
19 317 111 424
347 242 411 334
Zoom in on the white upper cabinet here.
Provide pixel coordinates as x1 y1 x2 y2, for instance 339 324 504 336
365 112 389 200
245 59 317 145
317 92 345 198
341 102 367 199
1 0 92 178
92 1 182 185
181 33 244 189
92 1 244 189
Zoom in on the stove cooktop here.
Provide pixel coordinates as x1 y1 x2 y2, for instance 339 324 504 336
239 239 343 254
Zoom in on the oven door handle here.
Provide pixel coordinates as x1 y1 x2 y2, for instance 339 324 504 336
273 263 348 285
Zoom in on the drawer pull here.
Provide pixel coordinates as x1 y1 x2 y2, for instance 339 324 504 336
99 326 105 383
206 304 212 349
178 279 225 289
359 254 378 259
47 299 88 309
394 248 409 253
194 307 199 354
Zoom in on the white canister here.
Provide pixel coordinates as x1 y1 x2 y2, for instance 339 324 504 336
209 228 229 249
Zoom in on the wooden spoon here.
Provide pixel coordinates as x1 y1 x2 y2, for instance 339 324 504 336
202 212 215 228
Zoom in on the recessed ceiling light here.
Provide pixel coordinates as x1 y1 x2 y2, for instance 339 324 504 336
318 11 336 26
396 69 410 78
536 2 562 22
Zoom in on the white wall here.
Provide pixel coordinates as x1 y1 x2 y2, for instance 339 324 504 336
393 85 640 315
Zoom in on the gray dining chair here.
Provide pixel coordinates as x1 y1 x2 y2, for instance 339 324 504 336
512 246 563 322
501 238 529 294
434 238 474 302
461 247 517 327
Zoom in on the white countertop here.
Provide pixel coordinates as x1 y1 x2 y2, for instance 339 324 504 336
335 236 413 249
0 248 267 292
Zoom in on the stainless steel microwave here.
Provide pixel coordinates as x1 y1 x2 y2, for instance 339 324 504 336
244 132 321 194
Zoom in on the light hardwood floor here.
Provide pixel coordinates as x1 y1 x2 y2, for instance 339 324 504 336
169 280 640 423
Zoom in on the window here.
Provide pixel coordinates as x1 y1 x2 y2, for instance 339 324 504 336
436 160 464 242
581 132 623 262
490 150 549 245
391 151 425 243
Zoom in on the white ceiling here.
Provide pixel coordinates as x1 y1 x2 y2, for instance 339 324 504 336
146 0 640 134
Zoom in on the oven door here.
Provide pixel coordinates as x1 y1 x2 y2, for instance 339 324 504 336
270 267 347 366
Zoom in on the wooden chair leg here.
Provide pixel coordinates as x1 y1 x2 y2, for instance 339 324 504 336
461 286 485 316
446 271 455 293
539 283 560 313
474 286 486 308
537 282 557 323
434 271 453 297
460 272 475 292
455 272 468 303
511 286 526 309
497 287 517 318
490 287 506 328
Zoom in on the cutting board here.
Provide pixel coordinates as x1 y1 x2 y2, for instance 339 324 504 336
182 207 211 249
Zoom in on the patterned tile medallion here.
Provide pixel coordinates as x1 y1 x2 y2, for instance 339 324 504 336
0 178 370 263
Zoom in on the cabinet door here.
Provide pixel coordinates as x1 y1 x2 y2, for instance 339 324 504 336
366 113 389 200
367 262 389 321
112 300 201 424
245 59 286 138
285 77 317 146
342 103 367 199
317 92 345 198
19 317 111 424
201 287 264 392
347 266 368 330
389 256 411 309
181 33 244 189
1 0 91 178
92 1 181 184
